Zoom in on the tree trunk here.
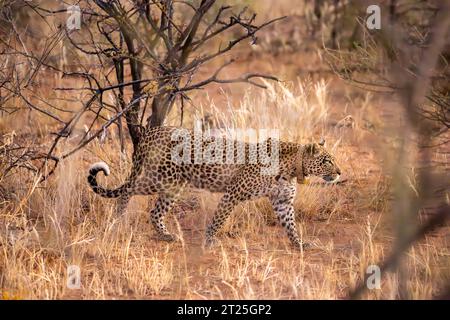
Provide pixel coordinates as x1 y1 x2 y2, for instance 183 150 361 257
148 92 176 128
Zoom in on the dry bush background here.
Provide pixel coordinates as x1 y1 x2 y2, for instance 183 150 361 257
0 0 449 299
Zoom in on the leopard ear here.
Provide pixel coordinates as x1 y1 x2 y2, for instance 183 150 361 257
294 152 305 183
319 138 325 147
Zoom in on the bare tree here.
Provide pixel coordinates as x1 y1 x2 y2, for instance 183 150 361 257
323 0 450 299
0 0 283 178
326 0 449 140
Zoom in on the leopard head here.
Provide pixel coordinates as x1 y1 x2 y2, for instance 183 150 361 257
296 139 341 183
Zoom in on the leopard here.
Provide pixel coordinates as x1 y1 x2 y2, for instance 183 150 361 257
87 126 341 250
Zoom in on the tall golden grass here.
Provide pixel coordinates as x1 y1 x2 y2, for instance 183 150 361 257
1 79 448 299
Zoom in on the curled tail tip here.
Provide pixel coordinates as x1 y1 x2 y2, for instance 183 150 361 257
88 161 119 198
89 161 110 176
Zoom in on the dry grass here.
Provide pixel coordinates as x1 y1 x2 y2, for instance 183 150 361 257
1 77 449 300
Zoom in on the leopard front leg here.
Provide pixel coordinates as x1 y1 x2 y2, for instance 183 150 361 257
205 192 242 248
205 170 270 248
269 183 308 250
